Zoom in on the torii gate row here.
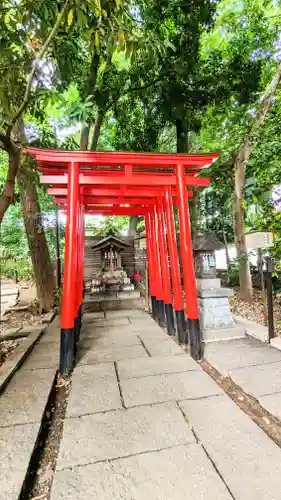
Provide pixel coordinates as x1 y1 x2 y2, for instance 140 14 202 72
26 147 219 378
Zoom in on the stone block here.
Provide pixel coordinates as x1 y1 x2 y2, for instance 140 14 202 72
51 444 232 500
140 338 185 357
0 422 40 500
79 332 141 349
270 336 281 351
0 368 55 426
77 344 148 365
198 294 235 330
57 402 195 469
202 325 245 342
229 361 281 397
66 363 122 417
117 355 200 380
121 370 223 407
197 278 221 290
205 338 281 376
179 395 281 500
259 392 281 421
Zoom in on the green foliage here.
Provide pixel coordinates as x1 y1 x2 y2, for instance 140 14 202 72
86 216 129 235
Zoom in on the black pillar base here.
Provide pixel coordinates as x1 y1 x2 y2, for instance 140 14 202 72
151 296 157 320
188 318 203 360
165 303 175 336
175 310 187 344
60 327 75 377
157 299 166 327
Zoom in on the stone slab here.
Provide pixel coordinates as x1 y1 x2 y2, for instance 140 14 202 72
0 327 45 390
79 332 141 348
179 395 281 500
0 368 55 426
229 361 281 397
140 337 185 356
66 363 122 417
204 338 281 376
57 402 195 469
83 312 105 320
270 336 281 350
259 392 281 421
1 422 40 500
202 325 245 342
87 317 131 327
78 325 109 339
51 443 232 500
121 370 223 407
234 314 268 343
117 355 200 379
21 348 59 370
77 344 148 365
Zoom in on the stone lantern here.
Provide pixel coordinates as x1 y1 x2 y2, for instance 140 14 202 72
193 232 244 342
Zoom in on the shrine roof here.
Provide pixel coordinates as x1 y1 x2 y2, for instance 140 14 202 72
91 235 130 251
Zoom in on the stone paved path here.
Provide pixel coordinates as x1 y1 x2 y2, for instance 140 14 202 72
51 310 281 500
205 337 281 421
0 317 60 500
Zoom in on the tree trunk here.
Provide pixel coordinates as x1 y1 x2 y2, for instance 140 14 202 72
233 62 281 302
80 126 90 150
222 225 231 272
18 164 55 312
233 141 253 301
176 119 189 153
0 134 20 223
91 109 105 151
128 216 139 237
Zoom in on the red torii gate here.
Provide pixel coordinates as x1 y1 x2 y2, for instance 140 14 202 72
26 147 219 378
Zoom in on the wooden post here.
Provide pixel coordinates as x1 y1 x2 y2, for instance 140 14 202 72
265 256 275 341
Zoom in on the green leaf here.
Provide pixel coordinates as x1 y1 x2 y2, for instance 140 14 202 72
67 9 74 27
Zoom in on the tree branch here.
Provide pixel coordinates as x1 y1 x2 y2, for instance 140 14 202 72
7 0 70 136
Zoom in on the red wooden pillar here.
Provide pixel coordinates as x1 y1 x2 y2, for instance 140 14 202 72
156 197 175 335
164 186 186 342
60 161 79 376
176 163 202 359
145 213 157 319
151 206 165 326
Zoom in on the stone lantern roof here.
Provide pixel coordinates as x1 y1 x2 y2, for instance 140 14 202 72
193 232 224 252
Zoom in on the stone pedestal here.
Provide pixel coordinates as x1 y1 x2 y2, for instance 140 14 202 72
197 279 245 342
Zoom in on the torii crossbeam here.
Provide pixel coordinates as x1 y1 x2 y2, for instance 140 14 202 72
26 147 219 378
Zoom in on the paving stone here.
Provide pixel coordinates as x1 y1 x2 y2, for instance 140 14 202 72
140 337 185 356
179 395 281 500
205 338 281 376
66 363 122 417
77 344 148 365
229 361 281 397
51 443 232 500
118 355 200 379
259 392 281 420
107 319 163 331
1 422 40 500
79 331 141 349
121 370 223 407
83 312 105 320
57 402 195 469
88 317 131 327
21 352 59 370
0 368 55 426
79 325 109 339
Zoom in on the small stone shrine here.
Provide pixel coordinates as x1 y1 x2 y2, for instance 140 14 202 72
90 236 134 294
194 232 244 341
